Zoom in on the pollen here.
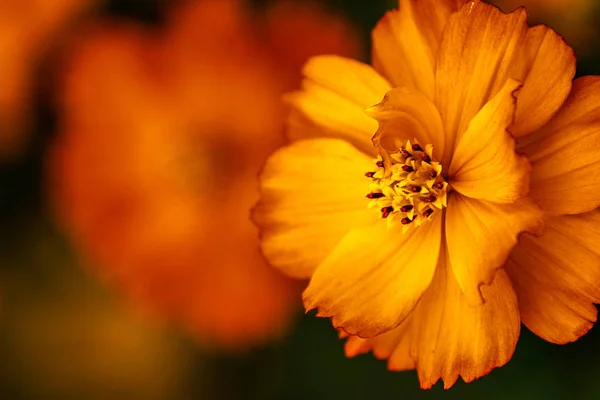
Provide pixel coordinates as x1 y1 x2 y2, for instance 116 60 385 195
365 139 448 232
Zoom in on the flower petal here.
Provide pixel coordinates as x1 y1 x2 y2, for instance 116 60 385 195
342 252 521 389
449 79 530 203
372 0 467 98
436 1 527 163
520 76 600 215
253 138 376 279
445 195 543 305
414 262 520 389
366 86 445 164
506 211 600 344
345 315 415 372
303 213 442 337
287 55 391 155
510 25 575 137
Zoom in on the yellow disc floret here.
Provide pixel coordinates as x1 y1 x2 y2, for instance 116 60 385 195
365 139 448 232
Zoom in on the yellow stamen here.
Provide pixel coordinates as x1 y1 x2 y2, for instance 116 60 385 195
365 139 448 232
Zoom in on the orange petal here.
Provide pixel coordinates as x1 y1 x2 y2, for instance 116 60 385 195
520 76 600 215
303 213 442 337
342 251 521 389
510 24 575 137
345 315 415 372
436 1 527 163
507 211 600 344
253 138 376 279
414 262 520 389
366 86 445 164
287 55 391 155
449 79 530 203
445 195 543 304
372 0 467 98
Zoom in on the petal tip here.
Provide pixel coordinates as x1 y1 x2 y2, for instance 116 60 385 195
571 321 595 343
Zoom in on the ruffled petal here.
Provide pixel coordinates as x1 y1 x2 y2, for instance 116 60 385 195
445 195 544 304
510 25 575 137
303 213 442 337
436 1 527 163
345 315 415 372
342 252 521 389
520 76 600 215
253 138 376 278
414 262 520 389
372 0 467 98
287 55 391 155
449 79 530 203
507 211 600 344
366 86 445 164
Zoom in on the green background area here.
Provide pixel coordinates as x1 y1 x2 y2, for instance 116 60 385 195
1 0 600 398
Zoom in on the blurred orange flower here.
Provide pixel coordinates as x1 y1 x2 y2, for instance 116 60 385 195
0 0 94 157
254 0 600 388
49 0 360 349
494 0 596 54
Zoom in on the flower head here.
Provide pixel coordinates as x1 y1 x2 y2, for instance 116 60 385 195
49 0 360 349
253 0 600 387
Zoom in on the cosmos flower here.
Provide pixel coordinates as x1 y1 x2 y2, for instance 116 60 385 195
253 0 600 387
0 0 94 157
49 0 360 349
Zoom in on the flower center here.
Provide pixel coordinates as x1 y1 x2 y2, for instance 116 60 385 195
364 139 448 232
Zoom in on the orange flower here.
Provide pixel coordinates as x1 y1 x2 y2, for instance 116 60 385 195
49 0 360 349
0 0 94 157
253 0 600 388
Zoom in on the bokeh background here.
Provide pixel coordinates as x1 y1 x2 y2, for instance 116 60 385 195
1 0 600 398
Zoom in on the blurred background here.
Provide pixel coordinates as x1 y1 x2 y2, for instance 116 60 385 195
1 0 600 398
